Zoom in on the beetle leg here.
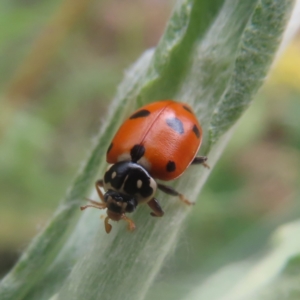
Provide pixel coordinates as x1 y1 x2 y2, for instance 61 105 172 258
80 201 107 211
192 156 210 169
121 214 136 231
95 179 105 202
157 183 195 206
147 198 164 217
80 179 106 210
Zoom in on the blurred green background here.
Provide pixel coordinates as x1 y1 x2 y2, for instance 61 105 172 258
1 0 300 285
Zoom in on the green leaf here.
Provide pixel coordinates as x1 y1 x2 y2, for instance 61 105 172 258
208 0 295 146
242 221 300 300
0 0 295 299
184 220 300 300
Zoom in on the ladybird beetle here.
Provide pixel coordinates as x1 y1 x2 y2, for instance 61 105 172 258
81 100 209 233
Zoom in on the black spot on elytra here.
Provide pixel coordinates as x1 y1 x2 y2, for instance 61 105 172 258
166 161 176 172
130 144 145 162
182 105 193 113
107 143 113 155
192 124 200 138
166 117 184 135
129 109 150 119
